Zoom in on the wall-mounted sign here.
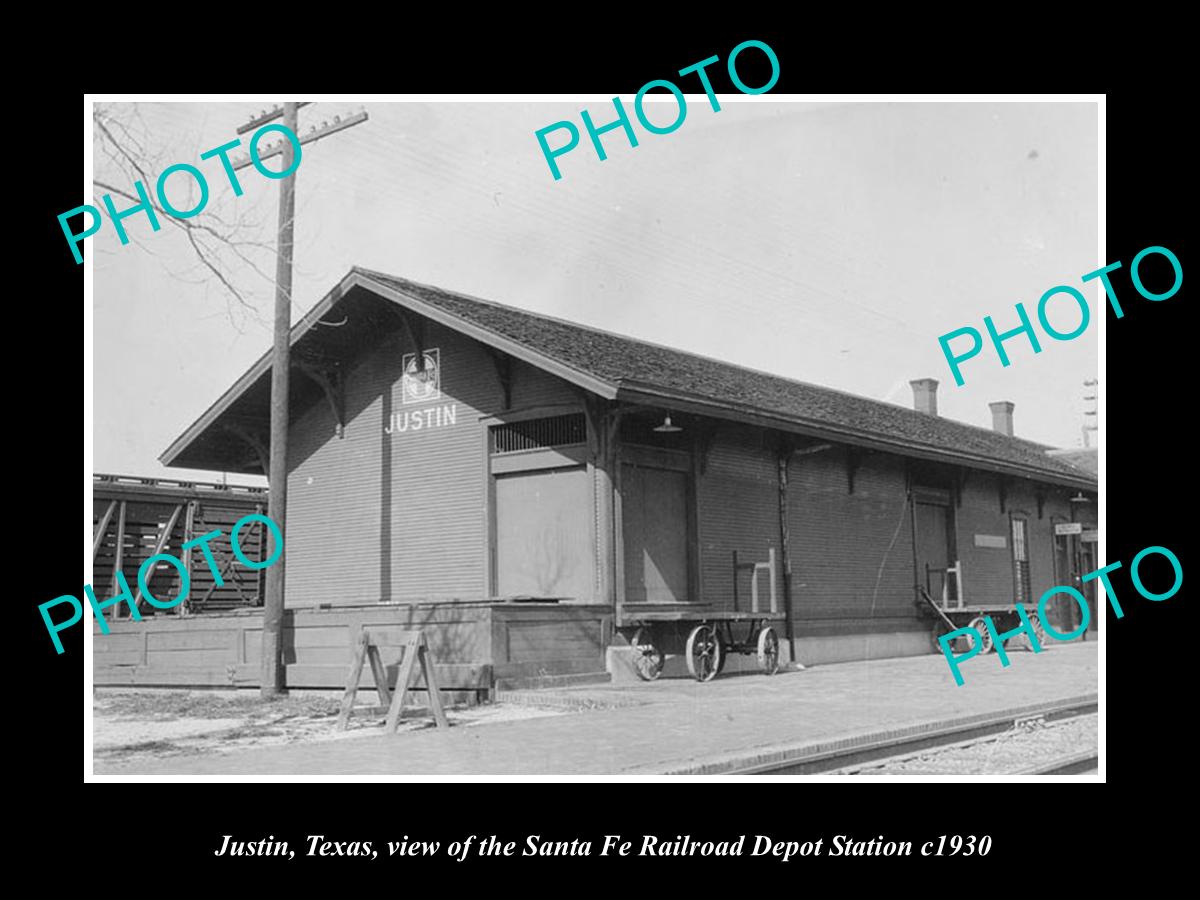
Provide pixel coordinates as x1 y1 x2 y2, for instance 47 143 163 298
385 405 458 434
386 348 458 435
1055 522 1083 536
402 348 441 405
974 534 1007 549
1081 530 1098 542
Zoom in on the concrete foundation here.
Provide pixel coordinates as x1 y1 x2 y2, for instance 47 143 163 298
607 630 929 682
790 631 933 667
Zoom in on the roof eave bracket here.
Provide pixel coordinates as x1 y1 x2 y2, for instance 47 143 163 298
489 349 514 410
386 307 426 371
296 361 346 439
846 447 862 495
222 422 270 476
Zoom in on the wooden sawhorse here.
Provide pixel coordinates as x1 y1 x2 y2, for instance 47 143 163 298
336 629 449 733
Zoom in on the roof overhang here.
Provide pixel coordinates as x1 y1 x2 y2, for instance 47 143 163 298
162 269 1098 493
615 383 1098 492
160 270 618 471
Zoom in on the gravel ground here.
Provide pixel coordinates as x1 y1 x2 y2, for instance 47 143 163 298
840 714 1098 775
93 689 566 765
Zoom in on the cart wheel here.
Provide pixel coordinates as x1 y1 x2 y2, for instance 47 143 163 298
685 624 722 682
757 627 780 675
630 627 665 681
967 616 993 654
931 626 946 652
1028 613 1046 650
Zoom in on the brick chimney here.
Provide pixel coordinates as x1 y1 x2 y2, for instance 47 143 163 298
910 378 939 416
989 401 1015 436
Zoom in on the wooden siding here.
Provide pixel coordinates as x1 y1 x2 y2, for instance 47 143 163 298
94 603 613 692
94 606 490 690
787 449 918 626
622 463 690 602
954 473 1015 607
1024 484 1076 631
954 474 1075 618
696 428 780 611
490 604 613 688
286 319 584 607
508 357 580 408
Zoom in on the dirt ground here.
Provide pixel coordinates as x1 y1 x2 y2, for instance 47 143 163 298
93 644 1097 775
93 689 569 765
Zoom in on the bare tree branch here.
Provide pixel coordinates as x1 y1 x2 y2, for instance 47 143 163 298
92 105 287 330
92 178 270 317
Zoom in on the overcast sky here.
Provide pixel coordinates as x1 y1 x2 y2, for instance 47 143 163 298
90 99 1098 485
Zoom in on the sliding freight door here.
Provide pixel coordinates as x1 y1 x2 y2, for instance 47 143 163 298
915 498 954 605
494 466 593 601
622 463 690 603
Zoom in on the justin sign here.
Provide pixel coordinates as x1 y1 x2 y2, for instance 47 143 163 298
386 348 458 435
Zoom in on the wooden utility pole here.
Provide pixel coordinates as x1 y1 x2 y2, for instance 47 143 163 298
260 101 297 698
228 102 368 697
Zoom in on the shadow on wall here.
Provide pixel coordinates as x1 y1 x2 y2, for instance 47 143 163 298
380 384 392 603
524 521 578 596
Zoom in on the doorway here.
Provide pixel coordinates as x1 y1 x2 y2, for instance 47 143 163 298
1052 530 1090 636
494 465 593 600
915 498 955 606
1080 538 1098 636
621 463 691 603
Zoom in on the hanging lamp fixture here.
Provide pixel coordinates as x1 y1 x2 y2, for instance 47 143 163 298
653 414 682 433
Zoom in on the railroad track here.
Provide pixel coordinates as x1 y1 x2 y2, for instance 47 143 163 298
826 714 1097 775
1014 750 1098 775
652 695 1098 776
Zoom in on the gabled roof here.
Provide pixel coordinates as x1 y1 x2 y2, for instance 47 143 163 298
162 268 1097 490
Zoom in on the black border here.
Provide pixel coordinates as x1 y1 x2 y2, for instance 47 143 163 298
32 29 1185 883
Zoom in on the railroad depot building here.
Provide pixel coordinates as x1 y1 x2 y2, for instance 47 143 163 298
94 269 1098 694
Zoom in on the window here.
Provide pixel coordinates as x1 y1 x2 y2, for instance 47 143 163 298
490 414 587 454
1011 517 1032 604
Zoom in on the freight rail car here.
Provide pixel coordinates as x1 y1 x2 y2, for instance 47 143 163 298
92 473 269 616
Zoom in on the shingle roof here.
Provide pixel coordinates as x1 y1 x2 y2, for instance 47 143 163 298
357 269 1096 488
1047 448 1099 477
